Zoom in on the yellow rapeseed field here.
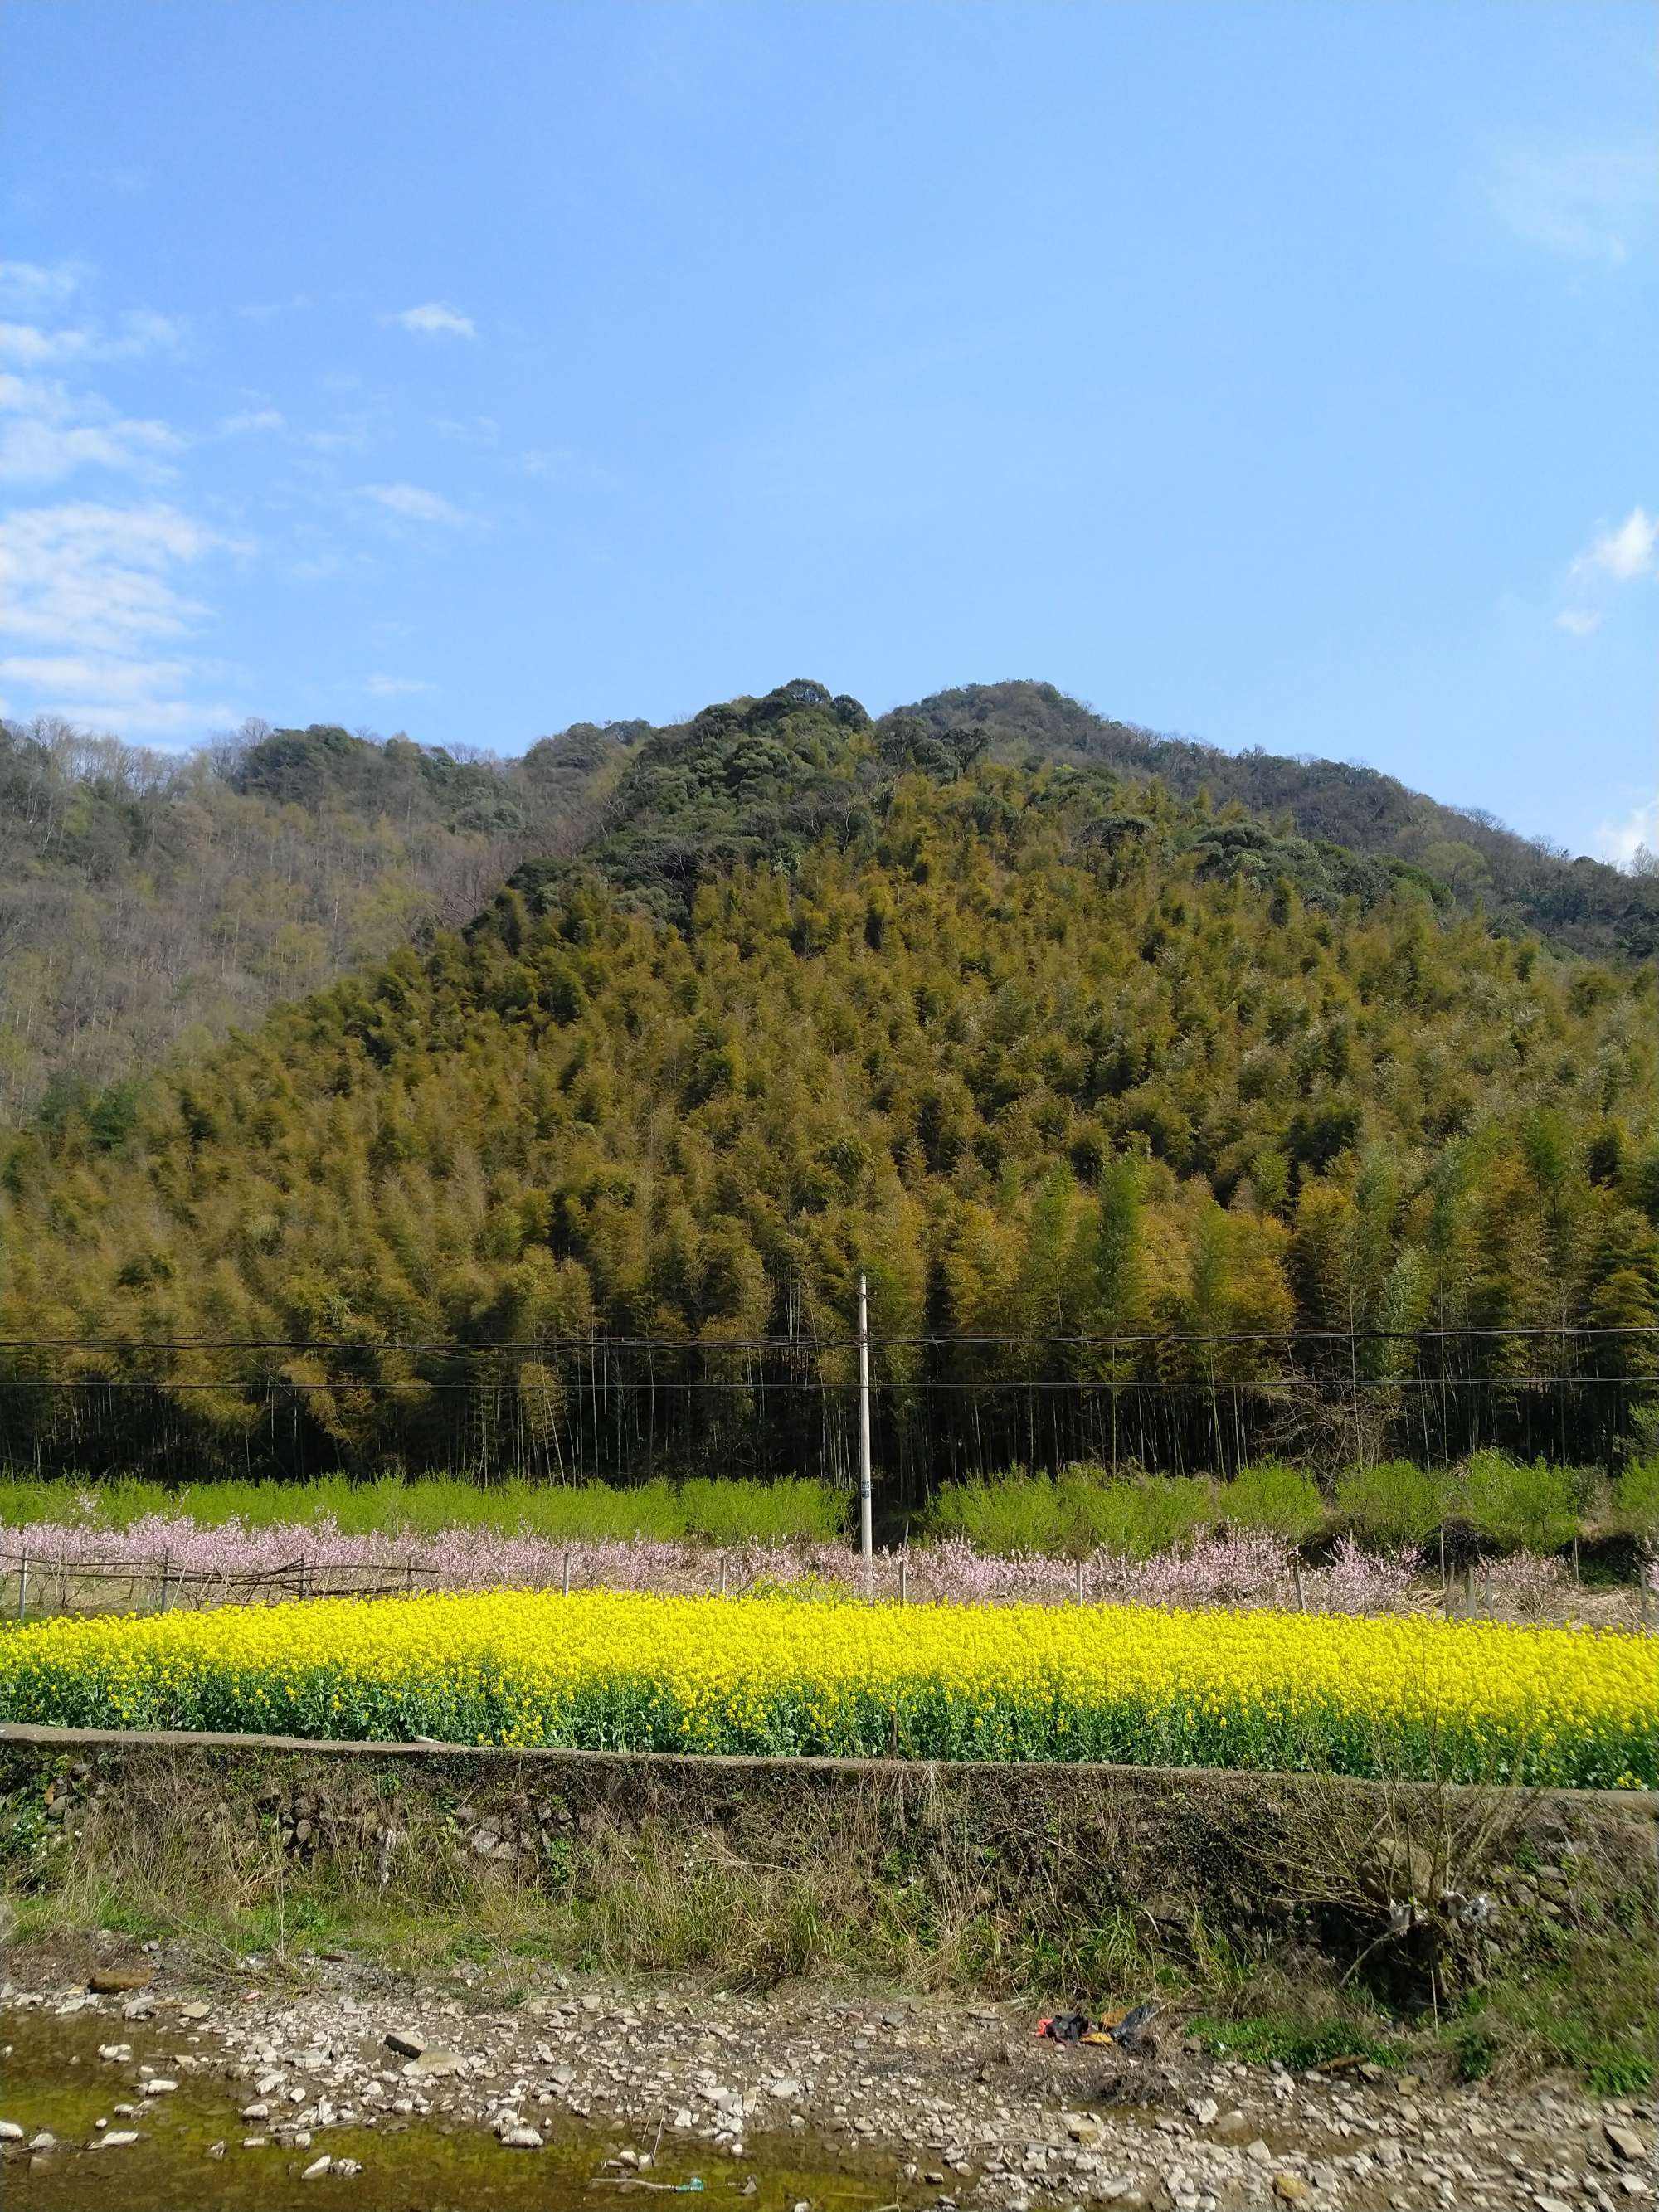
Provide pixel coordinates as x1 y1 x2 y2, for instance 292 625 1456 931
1 1591 1652 1787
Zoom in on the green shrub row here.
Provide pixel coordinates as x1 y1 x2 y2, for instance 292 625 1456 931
922 1453 1659 1559
0 1472 844 1547
1 1454 1655 1560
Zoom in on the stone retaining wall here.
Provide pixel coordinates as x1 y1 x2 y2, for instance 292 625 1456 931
4 1726 1654 2002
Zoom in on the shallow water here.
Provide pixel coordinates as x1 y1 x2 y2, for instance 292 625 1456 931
0 2010 923 2212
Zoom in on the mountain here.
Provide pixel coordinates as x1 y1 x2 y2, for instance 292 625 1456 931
3 680 1652 1127
0 712 627 1122
899 681 1659 963
2 682 1654 1490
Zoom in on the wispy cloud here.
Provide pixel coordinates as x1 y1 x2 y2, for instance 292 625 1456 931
432 413 499 446
364 673 435 698
1488 147 1653 265
0 307 185 367
1574 506 1657 584
386 301 476 341
1594 795 1659 870
358 480 472 526
0 372 182 484
1553 608 1603 639
218 406 285 436
0 500 235 653
1554 505 1657 636
0 500 244 738
0 259 90 312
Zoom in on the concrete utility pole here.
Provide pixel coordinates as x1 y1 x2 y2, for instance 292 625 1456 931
858 1270 873 1573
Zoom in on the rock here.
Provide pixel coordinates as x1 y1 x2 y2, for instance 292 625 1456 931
336 2158 362 2176
142 2078 179 2096
404 2049 464 2079
27 2133 55 2151
500 2127 545 2150
94 2131 139 2149
1604 2122 1648 2164
88 1967 152 1995
301 2153 333 2180
0 2122 23 2142
1188 2097 1219 2127
242 2103 270 2121
181 2001 212 2022
1272 2178 1311 2205
384 2030 426 2059
206 2142 226 2159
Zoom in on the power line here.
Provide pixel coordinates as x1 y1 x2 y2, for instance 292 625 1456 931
0 1373 1651 1393
0 1324 1654 1354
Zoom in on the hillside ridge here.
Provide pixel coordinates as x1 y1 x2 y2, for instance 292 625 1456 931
2 678 1652 1126
3 683 1654 1488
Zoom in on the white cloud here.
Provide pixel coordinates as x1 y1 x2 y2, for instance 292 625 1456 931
0 259 89 312
1554 609 1603 639
218 406 285 436
432 413 499 445
0 308 185 366
238 294 313 322
0 652 192 699
359 480 471 526
1489 148 1653 265
0 502 245 740
1574 506 1658 584
0 677 241 739
1594 795 1659 870
0 500 232 653
364 673 434 697
0 373 182 484
386 301 476 340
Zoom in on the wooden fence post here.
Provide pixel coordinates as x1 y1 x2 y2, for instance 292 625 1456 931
1074 1556 1085 1606
1292 1560 1306 1613
718 1551 728 1598
16 1549 27 1623
562 1549 572 1598
899 1556 908 1608
158 1548 173 1614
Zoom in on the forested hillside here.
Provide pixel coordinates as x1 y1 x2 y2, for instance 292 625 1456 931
906 681 1659 963
4 678 1654 1128
3 683 1655 1490
0 712 630 1121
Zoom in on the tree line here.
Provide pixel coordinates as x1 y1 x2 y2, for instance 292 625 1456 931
1 686 1653 1491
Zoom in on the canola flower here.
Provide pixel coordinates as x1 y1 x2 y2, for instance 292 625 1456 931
0 1592 1652 1789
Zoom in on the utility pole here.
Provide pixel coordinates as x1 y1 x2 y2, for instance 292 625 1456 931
858 1271 873 1576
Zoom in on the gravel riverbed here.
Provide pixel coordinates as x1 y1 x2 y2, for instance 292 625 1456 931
1 1948 1652 2212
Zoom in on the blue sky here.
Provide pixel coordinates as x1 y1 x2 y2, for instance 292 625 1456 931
2 2 1654 863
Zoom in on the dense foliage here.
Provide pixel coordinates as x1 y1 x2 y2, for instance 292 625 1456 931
3 1588 1652 1788
0 712 625 1119
909 682 1659 962
2 686 1655 1488
7 673 1654 1125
